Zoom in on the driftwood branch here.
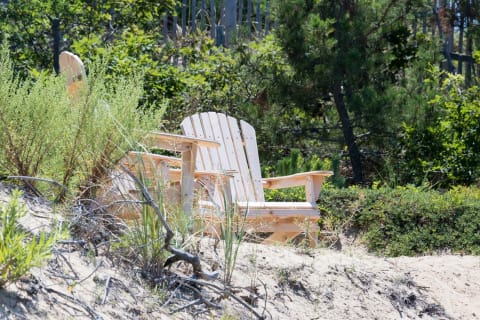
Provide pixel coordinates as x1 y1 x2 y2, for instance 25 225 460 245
119 163 218 280
182 277 266 320
40 284 103 319
7 175 68 191
101 276 111 305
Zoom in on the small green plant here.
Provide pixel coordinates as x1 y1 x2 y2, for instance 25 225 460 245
0 190 59 287
220 201 247 287
112 160 194 279
112 173 169 278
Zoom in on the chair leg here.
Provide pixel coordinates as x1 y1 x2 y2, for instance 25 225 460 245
308 230 318 248
262 232 300 245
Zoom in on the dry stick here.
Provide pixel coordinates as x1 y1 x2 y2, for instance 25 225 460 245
109 277 138 303
119 163 218 280
77 261 104 285
101 276 111 305
41 285 103 320
7 175 68 191
162 282 184 307
182 277 266 320
79 197 147 209
53 249 80 279
258 278 269 319
171 298 202 313
182 282 222 310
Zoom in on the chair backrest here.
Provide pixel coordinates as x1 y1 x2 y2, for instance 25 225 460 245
181 112 265 202
59 51 87 96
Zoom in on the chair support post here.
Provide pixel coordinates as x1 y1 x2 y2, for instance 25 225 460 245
181 144 197 216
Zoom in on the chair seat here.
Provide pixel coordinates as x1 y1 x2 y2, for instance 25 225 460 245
198 200 319 217
181 112 332 246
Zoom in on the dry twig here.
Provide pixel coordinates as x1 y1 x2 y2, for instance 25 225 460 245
40 284 103 319
119 163 218 280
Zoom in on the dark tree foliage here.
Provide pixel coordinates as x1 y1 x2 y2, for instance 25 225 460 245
275 0 424 184
0 0 174 76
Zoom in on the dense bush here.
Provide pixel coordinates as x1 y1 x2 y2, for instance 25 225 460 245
400 71 480 187
318 186 480 256
0 45 163 199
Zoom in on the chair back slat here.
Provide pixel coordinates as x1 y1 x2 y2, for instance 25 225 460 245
213 113 246 201
181 112 264 203
198 113 221 170
59 51 87 98
240 120 264 201
227 115 259 201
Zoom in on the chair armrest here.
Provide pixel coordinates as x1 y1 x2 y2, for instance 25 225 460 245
119 151 181 183
122 151 182 167
144 131 220 152
170 169 236 205
169 168 235 181
262 171 333 203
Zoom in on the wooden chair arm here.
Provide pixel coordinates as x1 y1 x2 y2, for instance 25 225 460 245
144 131 220 152
262 171 333 203
169 169 236 182
122 151 182 167
118 151 182 184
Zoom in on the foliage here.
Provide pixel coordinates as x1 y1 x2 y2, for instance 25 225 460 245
0 0 174 77
275 0 429 184
0 44 68 183
263 149 343 202
0 190 61 287
115 204 170 278
400 71 480 187
318 186 480 256
0 46 163 199
111 159 195 279
220 203 247 287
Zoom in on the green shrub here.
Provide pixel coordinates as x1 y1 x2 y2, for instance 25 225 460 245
0 45 163 199
263 149 339 202
400 71 480 187
0 190 61 287
115 205 170 278
318 186 480 256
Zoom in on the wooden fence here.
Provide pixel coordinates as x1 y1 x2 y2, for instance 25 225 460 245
413 6 479 84
162 2 477 82
161 0 274 46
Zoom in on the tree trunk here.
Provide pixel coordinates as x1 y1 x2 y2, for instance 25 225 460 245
465 10 473 87
332 2 364 185
51 17 61 75
333 82 365 184
458 14 464 74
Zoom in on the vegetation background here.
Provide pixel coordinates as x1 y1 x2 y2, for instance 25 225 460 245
0 0 479 285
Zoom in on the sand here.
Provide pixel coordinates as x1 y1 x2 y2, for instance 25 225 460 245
1 183 479 320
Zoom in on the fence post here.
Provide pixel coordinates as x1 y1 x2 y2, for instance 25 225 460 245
191 0 197 32
225 0 237 45
182 0 187 36
210 0 216 39
265 0 270 35
247 0 252 39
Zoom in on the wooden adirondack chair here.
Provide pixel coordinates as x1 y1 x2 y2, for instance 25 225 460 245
180 112 333 245
59 51 87 98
